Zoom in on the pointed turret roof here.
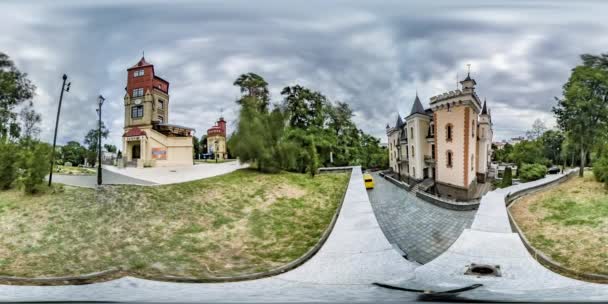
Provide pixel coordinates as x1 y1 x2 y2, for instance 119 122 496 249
460 72 477 86
409 94 426 116
395 114 404 128
481 98 488 115
130 56 152 69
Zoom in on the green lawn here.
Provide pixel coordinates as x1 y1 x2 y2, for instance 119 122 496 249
53 165 96 176
0 169 349 279
510 170 608 276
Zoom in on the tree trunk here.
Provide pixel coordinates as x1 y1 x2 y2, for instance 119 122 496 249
579 144 586 177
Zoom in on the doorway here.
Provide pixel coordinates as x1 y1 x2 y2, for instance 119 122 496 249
132 144 141 159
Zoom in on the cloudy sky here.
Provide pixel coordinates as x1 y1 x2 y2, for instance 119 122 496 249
1 0 608 147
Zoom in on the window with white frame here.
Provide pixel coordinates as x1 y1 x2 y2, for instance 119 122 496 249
134 69 145 77
133 88 144 97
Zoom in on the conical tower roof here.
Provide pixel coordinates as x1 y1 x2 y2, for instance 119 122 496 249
409 94 426 116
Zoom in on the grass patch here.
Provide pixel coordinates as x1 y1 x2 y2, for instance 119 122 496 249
510 170 608 275
53 165 96 176
0 169 349 279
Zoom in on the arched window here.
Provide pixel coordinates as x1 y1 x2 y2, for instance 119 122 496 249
472 120 475 138
447 150 453 168
410 127 414 139
471 155 474 171
446 124 453 142
411 145 415 157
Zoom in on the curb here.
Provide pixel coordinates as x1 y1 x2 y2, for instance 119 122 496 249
0 268 121 285
506 171 608 283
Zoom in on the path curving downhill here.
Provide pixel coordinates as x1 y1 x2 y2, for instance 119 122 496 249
1 167 421 302
367 173 476 264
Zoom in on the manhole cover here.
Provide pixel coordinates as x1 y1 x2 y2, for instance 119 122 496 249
464 264 501 277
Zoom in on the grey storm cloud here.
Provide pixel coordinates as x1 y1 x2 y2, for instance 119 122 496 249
1 0 608 147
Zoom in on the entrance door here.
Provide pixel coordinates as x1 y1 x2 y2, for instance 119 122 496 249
423 168 429 179
132 144 141 159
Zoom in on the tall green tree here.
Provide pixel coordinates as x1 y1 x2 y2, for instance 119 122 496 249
233 73 270 112
553 60 608 177
539 129 565 165
83 122 109 166
61 141 87 166
0 52 35 141
19 102 41 139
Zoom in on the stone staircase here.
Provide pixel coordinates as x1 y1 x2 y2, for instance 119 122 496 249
412 178 434 194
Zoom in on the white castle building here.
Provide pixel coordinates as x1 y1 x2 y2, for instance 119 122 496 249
386 73 493 200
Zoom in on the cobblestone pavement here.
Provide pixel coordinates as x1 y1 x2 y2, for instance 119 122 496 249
367 172 476 264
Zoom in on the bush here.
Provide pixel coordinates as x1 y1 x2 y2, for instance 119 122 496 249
501 166 513 188
18 141 52 194
592 156 608 186
519 163 547 182
0 141 19 189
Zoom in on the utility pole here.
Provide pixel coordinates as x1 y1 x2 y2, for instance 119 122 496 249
97 95 105 186
48 74 71 187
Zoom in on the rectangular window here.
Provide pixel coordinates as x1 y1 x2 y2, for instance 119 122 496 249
158 99 164 109
134 69 145 77
131 105 144 118
431 144 435 159
133 88 144 97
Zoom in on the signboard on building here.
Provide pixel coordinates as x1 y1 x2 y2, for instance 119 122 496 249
152 147 167 160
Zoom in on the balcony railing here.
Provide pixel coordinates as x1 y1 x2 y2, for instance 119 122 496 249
424 155 435 164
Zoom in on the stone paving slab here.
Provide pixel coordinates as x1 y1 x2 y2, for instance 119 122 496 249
386 169 608 302
367 173 476 264
0 167 421 303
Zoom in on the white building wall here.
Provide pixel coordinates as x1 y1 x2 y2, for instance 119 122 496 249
477 116 492 174
387 129 400 173
406 115 430 180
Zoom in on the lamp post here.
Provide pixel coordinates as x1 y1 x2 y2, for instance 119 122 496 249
97 95 105 186
48 74 71 187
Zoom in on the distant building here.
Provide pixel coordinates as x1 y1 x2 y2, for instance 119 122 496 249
386 73 493 200
122 56 195 167
207 117 227 160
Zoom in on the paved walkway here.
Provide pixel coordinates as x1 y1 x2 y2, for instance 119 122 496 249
103 161 248 185
385 169 608 302
50 169 155 188
0 167 421 302
368 173 476 264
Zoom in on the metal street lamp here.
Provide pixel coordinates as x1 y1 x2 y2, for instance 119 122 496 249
97 95 105 186
48 74 71 187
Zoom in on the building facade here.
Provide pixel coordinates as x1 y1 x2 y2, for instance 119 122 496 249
122 57 195 167
206 117 227 160
386 74 493 200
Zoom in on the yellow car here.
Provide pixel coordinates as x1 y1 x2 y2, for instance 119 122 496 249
363 173 374 189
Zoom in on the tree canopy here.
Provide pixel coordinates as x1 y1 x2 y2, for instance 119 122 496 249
228 73 387 175
553 54 608 176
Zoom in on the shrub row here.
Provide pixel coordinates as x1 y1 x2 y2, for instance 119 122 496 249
519 163 547 182
0 139 52 194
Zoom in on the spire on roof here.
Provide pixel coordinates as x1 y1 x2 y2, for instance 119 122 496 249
395 114 404 128
481 98 488 115
409 94 426 116
131 56 152 69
